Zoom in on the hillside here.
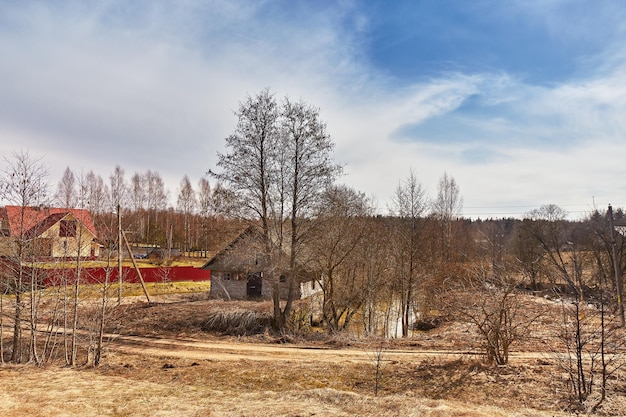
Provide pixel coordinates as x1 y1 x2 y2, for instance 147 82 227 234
2 291 624 416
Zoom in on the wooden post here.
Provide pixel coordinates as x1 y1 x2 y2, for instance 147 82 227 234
117 204 122 306
608 204 624 327
122 230 151 303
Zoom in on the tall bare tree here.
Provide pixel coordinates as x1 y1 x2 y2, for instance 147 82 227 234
109 165 127 304
211 89 281 321
145 170 169 244
197 177 212 255
55 166 76 208
432 172 463 262
391 169 428 337
512 219 548 290
128 172 146 240
525 204 578 289
309 185 371 333
177 175 197 253
524 204 602 406
279 97 342 325
0 150 49 363
69 171 92 365
109 165 127 212
85 171 109 217
211 90 341 329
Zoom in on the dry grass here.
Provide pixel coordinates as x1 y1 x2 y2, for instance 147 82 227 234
0 357 573 417
1 292 626 416
30 257 208 269
37 280 212 301
200 309 273 335
103 298 271 337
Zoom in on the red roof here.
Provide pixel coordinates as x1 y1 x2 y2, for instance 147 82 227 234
2 206 99 239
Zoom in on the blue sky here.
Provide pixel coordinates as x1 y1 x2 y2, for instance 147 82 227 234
1 0 626 219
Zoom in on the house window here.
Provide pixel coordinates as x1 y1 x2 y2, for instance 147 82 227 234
59 220 77 237
279 275 286 283
224 272 231 281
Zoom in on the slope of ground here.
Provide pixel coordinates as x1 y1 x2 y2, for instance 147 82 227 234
1 291 625 416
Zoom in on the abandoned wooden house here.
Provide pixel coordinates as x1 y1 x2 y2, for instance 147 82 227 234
0 206 101 259
202 226 321 301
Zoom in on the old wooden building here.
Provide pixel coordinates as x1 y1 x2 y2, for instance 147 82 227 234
202 227 321 301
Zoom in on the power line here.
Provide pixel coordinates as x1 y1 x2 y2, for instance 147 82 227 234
460 202 626 219
464 202 626 209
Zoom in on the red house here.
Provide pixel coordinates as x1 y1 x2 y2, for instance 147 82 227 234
0 206 100 259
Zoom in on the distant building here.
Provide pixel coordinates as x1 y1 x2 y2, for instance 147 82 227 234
0 206 100 259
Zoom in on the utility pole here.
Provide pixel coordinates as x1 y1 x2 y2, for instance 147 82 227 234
117 204 122 306
121 230 151 303
608 204 624 327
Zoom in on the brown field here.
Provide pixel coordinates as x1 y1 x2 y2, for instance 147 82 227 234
0 290 625 416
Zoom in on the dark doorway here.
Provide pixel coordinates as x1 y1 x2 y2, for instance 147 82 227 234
246 273 262 298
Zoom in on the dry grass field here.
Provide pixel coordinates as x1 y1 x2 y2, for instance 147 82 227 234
0 289 625 416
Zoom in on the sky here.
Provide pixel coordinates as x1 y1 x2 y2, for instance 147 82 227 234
1 0 626 219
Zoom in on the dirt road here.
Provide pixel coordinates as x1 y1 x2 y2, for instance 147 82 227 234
106 333 547 364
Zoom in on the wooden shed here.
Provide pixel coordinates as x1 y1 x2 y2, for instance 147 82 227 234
201 227 320 301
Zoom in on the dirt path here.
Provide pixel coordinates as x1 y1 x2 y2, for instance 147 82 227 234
106 333 549 364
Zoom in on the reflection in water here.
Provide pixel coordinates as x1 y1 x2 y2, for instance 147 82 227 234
350 298 417 339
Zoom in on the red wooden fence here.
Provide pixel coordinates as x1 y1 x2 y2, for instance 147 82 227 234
42 266 211 286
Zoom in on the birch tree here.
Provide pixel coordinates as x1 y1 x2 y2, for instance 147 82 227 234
211 89 281 321
197 177 212 255
391 169 428 337
279 97 342 325
55 166 76 208
109 165 127 212
177 175 196 253
0 150 49 363
145 170 169 244
85 171 109 217
128 172 146 240
432 172 463 262
211 89 341 329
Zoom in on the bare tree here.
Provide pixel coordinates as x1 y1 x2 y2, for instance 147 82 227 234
445 263 539 365
128 172 146 240
353 216 393 337
308 186 371 333
92 256 113 366
390 169 428 337
0 150 49 363
365 336 389 396
523 204 624 409
145 170 169 244
210 182 234 217
431 172 463 261
278 97 342 327
525 204 581 291
177 175 197 253
197 177 212 255
109 165 127 212
55 166 76 208
68 171 92 365
512 219 548 290
211 90 341 330
552 270 626 411
211 89 281 321
85 171 109 217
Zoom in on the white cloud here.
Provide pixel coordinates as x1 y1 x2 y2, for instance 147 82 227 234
1 1 626 219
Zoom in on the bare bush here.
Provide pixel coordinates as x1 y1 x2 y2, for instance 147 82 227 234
200 309 273 335
444 264 541 365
